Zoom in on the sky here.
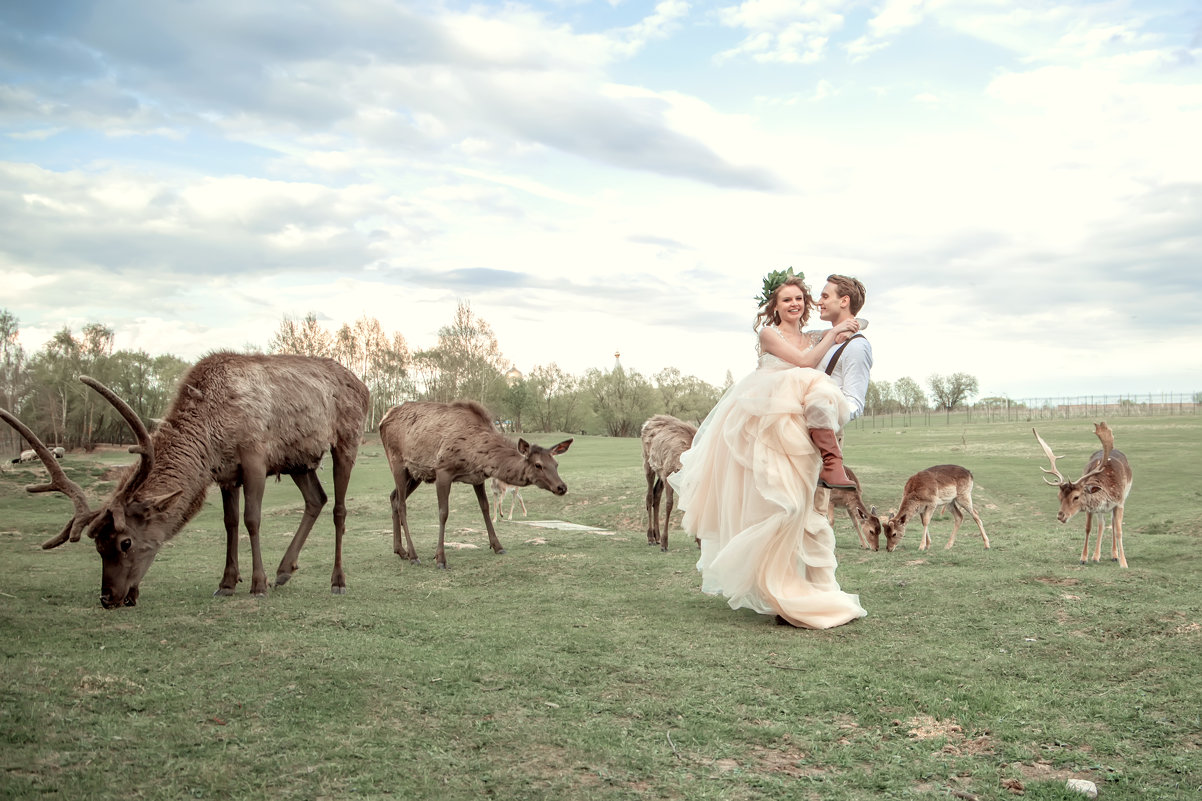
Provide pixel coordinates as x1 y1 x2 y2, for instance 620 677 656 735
2 0 1200 402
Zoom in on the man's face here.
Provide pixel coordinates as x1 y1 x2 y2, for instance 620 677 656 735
817 282 847 322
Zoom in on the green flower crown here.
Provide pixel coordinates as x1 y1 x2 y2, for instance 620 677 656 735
755 267 804 307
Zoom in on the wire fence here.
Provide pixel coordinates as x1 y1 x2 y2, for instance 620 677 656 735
853 392 1200 429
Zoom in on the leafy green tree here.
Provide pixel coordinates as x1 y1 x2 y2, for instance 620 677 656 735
865 379 895 415
528 363 583 433
584 363 655 437
893 377 927 412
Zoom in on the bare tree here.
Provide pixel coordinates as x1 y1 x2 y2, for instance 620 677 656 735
415 301 505 403
270 312 333 358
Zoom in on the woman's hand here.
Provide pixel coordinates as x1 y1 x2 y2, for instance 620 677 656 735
832 318 859 344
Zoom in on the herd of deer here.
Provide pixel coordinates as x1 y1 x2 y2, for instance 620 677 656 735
1 353 1135 609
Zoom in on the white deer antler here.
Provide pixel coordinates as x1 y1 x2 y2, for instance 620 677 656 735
1032 428 1066 485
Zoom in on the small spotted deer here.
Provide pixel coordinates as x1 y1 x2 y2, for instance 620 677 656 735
640 414 698 551
490 477 527 522
825 466 882 550
879 465 990 552
1032 422 1134 568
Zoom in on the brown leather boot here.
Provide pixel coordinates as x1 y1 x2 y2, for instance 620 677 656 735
808 428 856 490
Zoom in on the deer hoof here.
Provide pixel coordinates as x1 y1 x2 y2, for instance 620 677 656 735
275 573 292 587
331 585 347 595
213 587 235 597
495 548 506 555
251 590 268 599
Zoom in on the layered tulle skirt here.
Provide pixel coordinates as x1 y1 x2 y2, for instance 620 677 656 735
670 357 866 629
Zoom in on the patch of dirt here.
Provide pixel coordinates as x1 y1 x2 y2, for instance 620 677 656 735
1034 576 1080 586
1173 622 1200 635
904 715 994 756
78 674 143 694
904 559 928 566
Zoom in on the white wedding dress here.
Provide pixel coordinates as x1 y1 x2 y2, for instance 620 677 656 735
669 345 866 629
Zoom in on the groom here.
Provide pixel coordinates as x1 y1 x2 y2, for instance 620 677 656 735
816 274 872 419
812 275 872 518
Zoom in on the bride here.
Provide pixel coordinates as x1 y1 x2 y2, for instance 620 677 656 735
669 268 867 629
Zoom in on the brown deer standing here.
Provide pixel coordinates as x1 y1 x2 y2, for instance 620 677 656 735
380 400 572 569
0 352 369 608
640 414 698 552
825 466 882 550
1033 422 1134 568
491 477 527 521
879 465 990 552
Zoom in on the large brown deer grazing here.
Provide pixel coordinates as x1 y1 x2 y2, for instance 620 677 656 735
380 400 572 569
640 414 698 552
0 352 369 608
879 465 990 552
825 466 883 550
1033 422 1134 568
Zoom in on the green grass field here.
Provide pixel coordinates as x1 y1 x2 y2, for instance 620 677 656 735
1 416 1199 800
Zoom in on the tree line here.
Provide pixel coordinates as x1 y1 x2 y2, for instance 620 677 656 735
1 305 978 454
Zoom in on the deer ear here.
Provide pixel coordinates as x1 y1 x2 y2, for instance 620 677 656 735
517 439 531 455
550 439 573 455
146 489 184 512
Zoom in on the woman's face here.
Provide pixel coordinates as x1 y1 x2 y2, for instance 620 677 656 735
774 283 809 326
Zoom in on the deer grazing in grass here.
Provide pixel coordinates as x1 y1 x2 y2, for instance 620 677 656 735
491 477 527 522
879 465 990 552
640 414 698 552
0 352 369 607
824 466 883 551
1033 422 1133 568
380 400 572 569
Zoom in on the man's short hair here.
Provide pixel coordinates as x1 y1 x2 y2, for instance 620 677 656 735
826 274 866 316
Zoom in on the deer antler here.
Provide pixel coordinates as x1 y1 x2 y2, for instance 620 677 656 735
1032 428 1065 485
80 375 155 496
1074 421 1116 484
1093 422 1114 464
1 409 95 548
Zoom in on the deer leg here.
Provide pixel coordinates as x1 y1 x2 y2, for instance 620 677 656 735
390 475 421 565
645 465 660 546
966 501 990 549
945 502 965 550
849 508 870 550
215 486 241 596
389 464 421 563
326 448 354 594
919 507 934 551
240 456 269 597
1080 512 1094 564
434 474 453 569
275 469 327 588
1092 514 1105 563
1113 507 1127 568
660 482 675 552
515 490 527 517
472 482 506 556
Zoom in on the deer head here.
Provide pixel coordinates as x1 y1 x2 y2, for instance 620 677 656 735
1032 423 1114 524
3 376 172 608
516 438 573 495
879 508 907 552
